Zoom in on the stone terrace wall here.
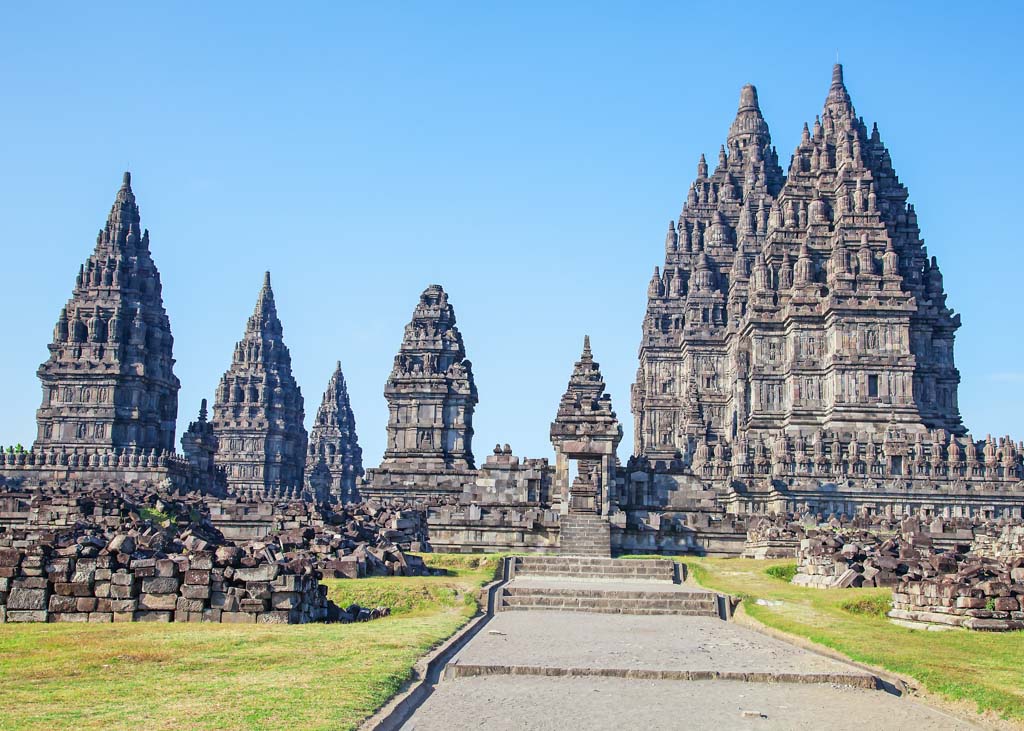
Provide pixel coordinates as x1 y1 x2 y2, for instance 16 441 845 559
0 544 330 624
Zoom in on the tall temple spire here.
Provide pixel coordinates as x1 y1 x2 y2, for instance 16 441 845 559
249 270 280 334
210 272 307 499
35 172 179 453
364 284 478 500
306 359 364 503
824 63 854 118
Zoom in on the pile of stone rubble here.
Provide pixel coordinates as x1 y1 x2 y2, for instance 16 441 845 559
790 528 963 589
889 524 1024 631
0 542 334 624
0 487 434 623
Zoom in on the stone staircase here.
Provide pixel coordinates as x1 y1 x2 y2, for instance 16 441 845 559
501 556 725 618
511 555 679 582
558 514 611 557
500 584 721 616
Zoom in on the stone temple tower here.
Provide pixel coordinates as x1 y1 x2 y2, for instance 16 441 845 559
305 361 363 503
633 65 963 467
364 284 478 499
34 172 180 453
211 272 308 499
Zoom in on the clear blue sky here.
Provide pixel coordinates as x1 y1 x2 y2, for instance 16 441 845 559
1 2 1022 464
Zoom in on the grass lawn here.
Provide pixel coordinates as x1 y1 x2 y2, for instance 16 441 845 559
685 556 1024 724
0 553 500 731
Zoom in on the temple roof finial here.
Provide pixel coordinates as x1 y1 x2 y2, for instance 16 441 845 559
825 63 853 115
832 63 845 91
738 83 760 113
583 334 592 359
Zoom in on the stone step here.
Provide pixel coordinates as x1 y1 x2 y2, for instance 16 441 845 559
501 588 720 616
559 514 612 557
512 556 679 582
503 587 712 601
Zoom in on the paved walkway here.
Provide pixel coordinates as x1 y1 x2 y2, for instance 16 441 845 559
401 610 980 730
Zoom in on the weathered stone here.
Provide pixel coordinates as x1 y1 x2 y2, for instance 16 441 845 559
6 610 48 622
137 593 178 611
8 587 48 610
234 564 279 582
140 577 180 594
133 610 172 622
221 611 256 624
180 584 210 600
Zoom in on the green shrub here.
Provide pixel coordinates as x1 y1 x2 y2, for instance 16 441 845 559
840 594 891 618
765 563 798 582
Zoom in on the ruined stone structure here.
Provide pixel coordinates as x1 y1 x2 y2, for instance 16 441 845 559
210 273 308 500
363 284 478 499
35 172 179 455
306 361 363 503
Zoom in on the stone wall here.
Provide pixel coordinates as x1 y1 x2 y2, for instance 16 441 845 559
426 504 560 554
0 544 330 624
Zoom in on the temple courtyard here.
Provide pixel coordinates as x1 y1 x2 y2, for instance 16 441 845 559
1 554 1021 730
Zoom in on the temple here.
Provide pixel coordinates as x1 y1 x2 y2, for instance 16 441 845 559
363 284 478 499
1 65 1022 562
0 173 220 495
210 272 308 500
306 361 363 503
35 172 180 454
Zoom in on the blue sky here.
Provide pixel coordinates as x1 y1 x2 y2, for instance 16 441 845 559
1 2 1022 464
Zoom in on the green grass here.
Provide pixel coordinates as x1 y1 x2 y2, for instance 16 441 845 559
0 553 501 731
684 557 1024 722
